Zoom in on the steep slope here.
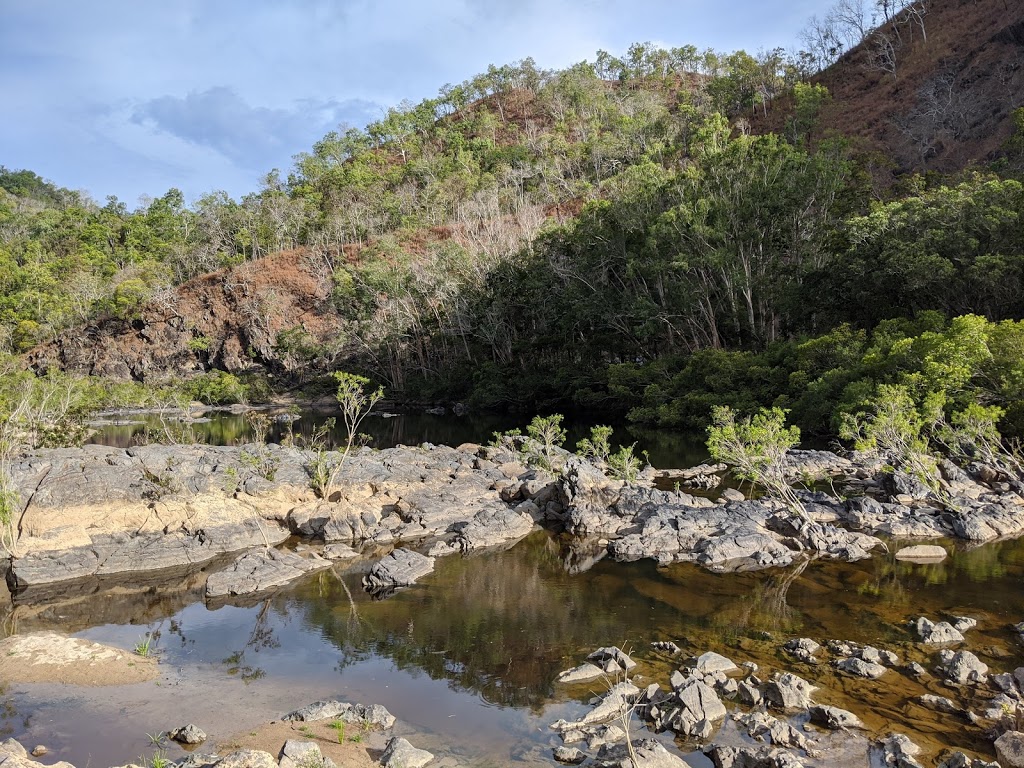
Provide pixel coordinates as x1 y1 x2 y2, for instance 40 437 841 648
815 0 1024 172
27 248 340 381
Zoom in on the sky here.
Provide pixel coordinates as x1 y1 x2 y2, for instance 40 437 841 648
0 0 821 206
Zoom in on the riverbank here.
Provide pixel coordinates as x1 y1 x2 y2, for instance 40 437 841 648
4 441 1024 767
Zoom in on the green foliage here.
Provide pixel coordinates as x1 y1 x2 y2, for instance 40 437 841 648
607 443 643 483
525 414 567 468
707 406 804 515
187 371 247 405
576 425 614 464
187 335 212 352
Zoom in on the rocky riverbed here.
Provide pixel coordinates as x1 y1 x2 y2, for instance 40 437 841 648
4 440 1024 767
5 442 1024 596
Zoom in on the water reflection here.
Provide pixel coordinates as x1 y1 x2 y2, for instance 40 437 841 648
89 411 711 469
5 532 1024 765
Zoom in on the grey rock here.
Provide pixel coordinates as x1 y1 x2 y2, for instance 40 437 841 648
380 737 434 768
737 711 813 750
913 617 965 645
214 750 278 768
206 548 330 598
906 662 929 678
809 705 864 729
652 641 681 654
834 657 887 679
177 754 221 768
894 545 947 562
553 747 586 764
169 724 207 745
783 638 820 663
738 679 763 706
362 549 435 592
937 752 1001 768
874 734 923 768
704 744 806 768
694 651 739 674
557 663 605 683
589 646 637 672
597 739 690 768
952 616 978 633
938 650 989 685
279 741 329 768
764 673 816 710
917 695 964 715
996 731 1024 768
282 700 395 728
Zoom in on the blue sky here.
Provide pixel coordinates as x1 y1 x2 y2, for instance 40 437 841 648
1 0 821 206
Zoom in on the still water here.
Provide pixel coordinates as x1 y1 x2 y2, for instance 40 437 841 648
11 413 1021 766
3 531 1024 767
88 409 710 470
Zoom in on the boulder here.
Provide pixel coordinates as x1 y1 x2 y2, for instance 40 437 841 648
996 731 1024 768
874 734 923 768
588 646 637 673
557 663 605 684
380 737 434 768
895 545 948 562
764 673 815 710
278 741 330 768
169 724 207 745
913 617 965 645
215 751 278 768
694 651 739 675
834 657 887 679
362 549 435 593
938 650 989 685
282 700 395 728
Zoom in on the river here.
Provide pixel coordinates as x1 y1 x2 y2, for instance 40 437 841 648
1 412 1017 767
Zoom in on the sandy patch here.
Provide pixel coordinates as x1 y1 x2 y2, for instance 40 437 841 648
217 720 383 768
0 631 158 685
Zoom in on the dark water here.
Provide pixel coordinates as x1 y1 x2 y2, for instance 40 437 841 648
3 532 1024 767
89 410 711 470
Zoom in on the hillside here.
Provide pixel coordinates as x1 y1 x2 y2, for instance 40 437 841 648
6 3 1024 437
804 0 1024 173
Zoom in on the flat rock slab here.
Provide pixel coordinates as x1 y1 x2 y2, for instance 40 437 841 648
206 548 331 598
362 549 435 591
0 631 157 685
895 544 948 562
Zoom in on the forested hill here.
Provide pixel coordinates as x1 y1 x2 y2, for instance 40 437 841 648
5 0 1024 439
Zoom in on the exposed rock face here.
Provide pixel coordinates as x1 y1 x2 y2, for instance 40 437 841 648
5 443 532 589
